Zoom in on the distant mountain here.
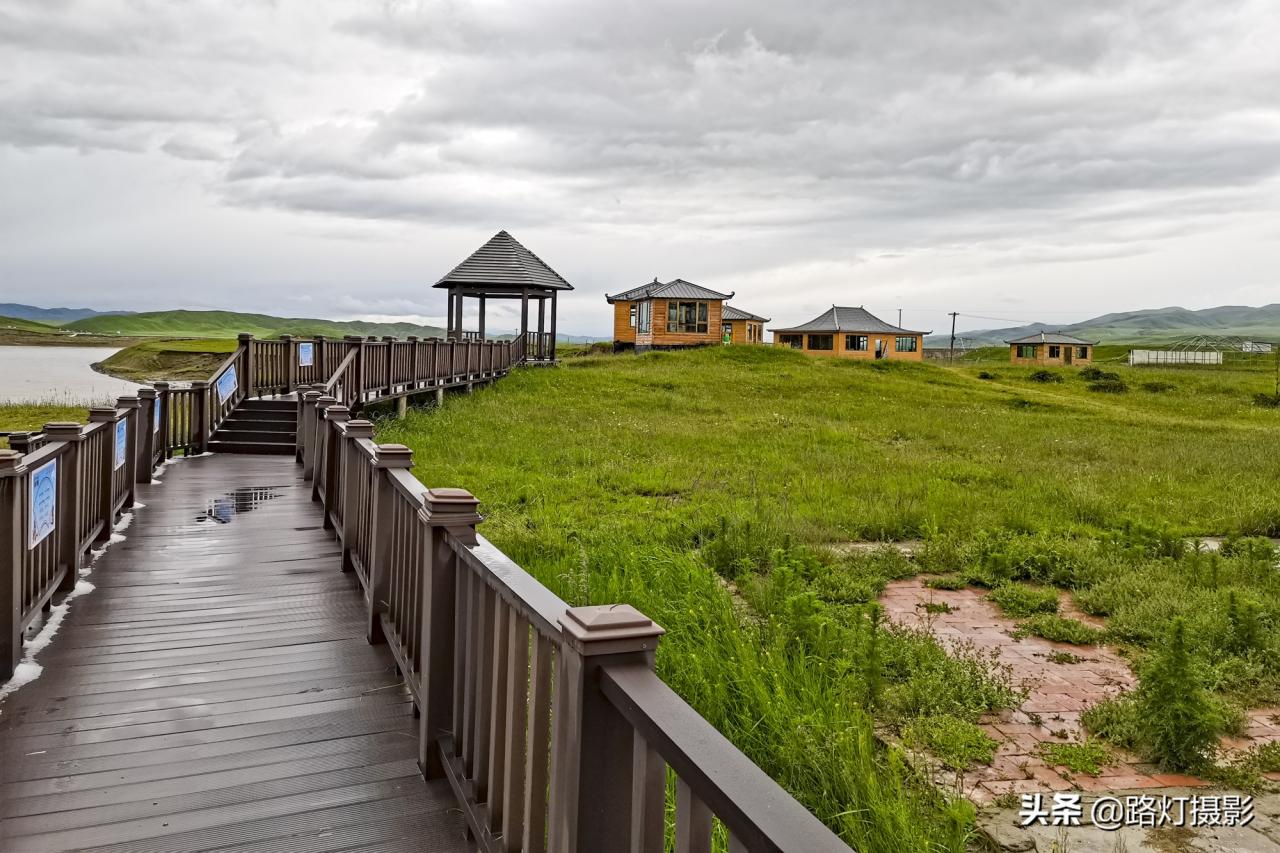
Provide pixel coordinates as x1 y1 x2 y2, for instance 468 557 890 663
65 310 447 340
926 304 1280 347
0 303 132 325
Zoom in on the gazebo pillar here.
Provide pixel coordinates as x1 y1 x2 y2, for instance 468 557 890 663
446 287 456 339
537 297 546 359
478 296 486 341
550 290 558 361
520 288 529 352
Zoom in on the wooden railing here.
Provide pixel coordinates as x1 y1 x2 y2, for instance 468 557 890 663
301 397 851 852
1 399 142 679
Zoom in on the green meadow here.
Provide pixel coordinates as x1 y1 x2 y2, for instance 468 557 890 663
372 346 1280 849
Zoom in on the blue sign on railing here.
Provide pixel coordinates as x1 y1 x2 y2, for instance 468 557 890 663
114 418 128 470
154 400 161 433
29 459 57 548
216 365 238 403
298 342 315 368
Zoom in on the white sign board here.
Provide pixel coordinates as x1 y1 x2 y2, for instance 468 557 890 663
298 342 315 368
114 418 128 470
216 365 239 403
29 459 57 548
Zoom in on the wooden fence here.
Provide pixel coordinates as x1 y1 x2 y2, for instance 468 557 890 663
302 398 851 852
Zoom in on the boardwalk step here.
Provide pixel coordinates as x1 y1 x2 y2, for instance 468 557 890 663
208 440 296 455
218 418 297 433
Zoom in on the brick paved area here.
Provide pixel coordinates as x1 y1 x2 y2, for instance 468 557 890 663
880 578 1280 803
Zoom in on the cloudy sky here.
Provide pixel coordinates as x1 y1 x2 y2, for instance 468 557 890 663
1 0 1277 336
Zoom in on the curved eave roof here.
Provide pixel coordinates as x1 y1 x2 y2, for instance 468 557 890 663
605 278 733 303
1006 332 1098 345
723 305 770 322
769 305 929 335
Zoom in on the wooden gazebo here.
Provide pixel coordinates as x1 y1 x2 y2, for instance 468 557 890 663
435 230 572 363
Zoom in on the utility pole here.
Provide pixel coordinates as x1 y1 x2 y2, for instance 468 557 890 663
948 312 959 364
898 308 903 328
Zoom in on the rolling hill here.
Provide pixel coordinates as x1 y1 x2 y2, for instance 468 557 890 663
0 303 131 325
63 310 448 340
929 304 1280 347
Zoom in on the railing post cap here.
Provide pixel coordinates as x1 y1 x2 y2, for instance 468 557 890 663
43 422 85 440
154 381 171 390
117 396 141 409
315 395 337 407
374 443 414 469
407 335 420 342
138 387 158 400
280 334 295 341
381 335 396 342
324 404 351 421
302 390 322 401
88 407 117 422
344 419 376 438
367 335 379 342
0 449 26 475
190 380 211 388
344 335 365 342
237 332 254 342
418 487 482 526
560 604 665 655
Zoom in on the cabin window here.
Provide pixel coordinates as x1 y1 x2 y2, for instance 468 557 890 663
1048 345 1061 358
637 301 652 334
779 334 803 349
722 322 733 339
1076 346 1089 359
667 301 709 334
846 334 868 351
1016 344 1037 358
629 304 637 327
895 336 918 353
808 334 834 351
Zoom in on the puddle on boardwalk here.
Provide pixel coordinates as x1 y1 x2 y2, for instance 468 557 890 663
195 486 286 524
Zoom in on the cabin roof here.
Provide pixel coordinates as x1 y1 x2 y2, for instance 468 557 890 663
1006 331 1097 345
606 278 733 303
434 230 573 292
722 304 770 322
770 306 929 335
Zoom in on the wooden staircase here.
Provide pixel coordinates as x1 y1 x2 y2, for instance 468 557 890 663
209 397 296 455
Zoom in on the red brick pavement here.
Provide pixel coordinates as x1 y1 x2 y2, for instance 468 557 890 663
879 578 1280 802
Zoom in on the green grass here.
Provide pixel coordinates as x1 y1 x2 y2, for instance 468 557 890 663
0 403 90 447
63 309 447 340
987 583 1061 617
902 715 998 770
373 345 1280 849
1012 614 1105 645
97 338 237 381
0 314 60 334
1039 739 1112 775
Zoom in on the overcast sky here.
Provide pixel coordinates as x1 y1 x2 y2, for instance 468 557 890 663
1 0 1277 336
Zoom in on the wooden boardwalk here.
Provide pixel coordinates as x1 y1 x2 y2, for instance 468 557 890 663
0 454 469 853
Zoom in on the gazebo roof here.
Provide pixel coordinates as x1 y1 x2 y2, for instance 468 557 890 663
435 231 573 292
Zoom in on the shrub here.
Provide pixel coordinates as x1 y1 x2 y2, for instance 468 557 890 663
902 714 998 770
987 583 1060 618
1141 381 1175 393
1088 379 1128 393
1138 620 1219 771
1082 695 1143 751
924 574 967 591
1028 370 1063 384
977 371 997 380
1253 392 1280 408
923 601 953 615
1079 366 1105 381
1039 739 1112 775
1013 614 1105 645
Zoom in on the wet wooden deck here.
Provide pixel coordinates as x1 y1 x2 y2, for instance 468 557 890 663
0 455 469 853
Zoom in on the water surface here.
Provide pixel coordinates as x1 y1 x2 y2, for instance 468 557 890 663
0 346 143 404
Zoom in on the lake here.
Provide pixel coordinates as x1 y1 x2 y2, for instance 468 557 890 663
0 346 144 404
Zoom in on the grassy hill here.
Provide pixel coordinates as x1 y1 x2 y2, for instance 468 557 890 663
0 315 61 334
374 346 1280 850
929 303 1280 347
65 309 447 340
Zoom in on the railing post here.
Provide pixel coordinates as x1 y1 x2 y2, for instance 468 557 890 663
239 334 255 398
548 605 665 853
88 407 116 542
340 420 375 573
417 487 482 778
117 397 140 509
0 449 26 680
366 443 413 644
382 336 396 394
190 380 210 454
137 389 157 482
153 382 171 460
7 433 35 454
281 335 297 394
321 405 350 529
300 390 322 479
310 396 336 503
345 336 366 404
314 335 326 382
43 423 84 592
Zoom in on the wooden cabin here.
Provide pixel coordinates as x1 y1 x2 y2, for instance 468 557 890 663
1007 332 1096 366
770 306 928 361
721 305 770 344
607 278 732 352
